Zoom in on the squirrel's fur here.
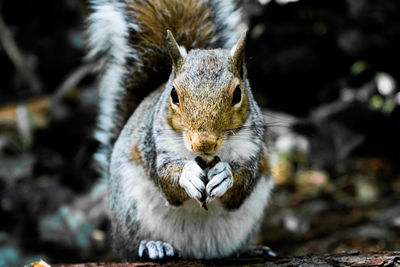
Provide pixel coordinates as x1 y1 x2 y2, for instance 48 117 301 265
87 0 240 173
87 0 273 261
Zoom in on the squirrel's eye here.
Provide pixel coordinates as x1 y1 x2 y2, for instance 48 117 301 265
171 87 179 106
232 84 241 106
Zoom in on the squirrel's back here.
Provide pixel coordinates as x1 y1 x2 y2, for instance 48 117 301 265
87 0 242 177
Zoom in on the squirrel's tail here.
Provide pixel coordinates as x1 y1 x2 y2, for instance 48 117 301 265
86 0 242 177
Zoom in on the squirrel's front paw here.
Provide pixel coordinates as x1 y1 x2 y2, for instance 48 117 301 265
179 160 206 202
206 162 233 203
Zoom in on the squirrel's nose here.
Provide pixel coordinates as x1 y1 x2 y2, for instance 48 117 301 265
189 132 219 154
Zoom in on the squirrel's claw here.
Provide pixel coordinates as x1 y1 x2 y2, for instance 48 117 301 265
138 240 175 260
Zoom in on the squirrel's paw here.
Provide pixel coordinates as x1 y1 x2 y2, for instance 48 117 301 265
138 240 175 260
179 160 206 202
206 162 233 203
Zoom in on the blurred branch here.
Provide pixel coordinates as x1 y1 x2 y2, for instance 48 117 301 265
52 60 99 103
0 59 97 130
0 14 42 93
0 96 50 129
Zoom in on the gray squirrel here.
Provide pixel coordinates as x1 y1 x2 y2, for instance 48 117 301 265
87 0 274 260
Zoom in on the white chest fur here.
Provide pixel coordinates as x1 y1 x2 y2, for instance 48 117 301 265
120 159 273 259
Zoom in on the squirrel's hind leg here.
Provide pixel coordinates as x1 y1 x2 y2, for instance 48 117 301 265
138 240 176 260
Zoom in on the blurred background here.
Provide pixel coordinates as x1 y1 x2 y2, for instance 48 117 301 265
0 0 399 265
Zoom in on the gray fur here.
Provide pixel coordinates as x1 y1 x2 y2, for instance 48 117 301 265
88 0 273 261
108 47 273 260
87 0 242 179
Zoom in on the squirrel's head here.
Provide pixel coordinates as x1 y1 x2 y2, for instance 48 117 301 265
165 31 249 155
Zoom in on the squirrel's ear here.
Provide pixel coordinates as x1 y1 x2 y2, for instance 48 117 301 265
166 30 186 72
230 30 247 78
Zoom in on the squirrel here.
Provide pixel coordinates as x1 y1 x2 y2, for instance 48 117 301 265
87 0 274 261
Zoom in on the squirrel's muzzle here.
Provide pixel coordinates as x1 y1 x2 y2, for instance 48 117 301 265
188 132 221 154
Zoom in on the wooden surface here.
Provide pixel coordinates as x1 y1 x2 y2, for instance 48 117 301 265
29 251 400 267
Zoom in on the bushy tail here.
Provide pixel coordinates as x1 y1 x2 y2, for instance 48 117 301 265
86 0 242 178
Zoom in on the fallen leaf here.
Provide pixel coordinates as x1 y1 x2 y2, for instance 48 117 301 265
31 259 51 267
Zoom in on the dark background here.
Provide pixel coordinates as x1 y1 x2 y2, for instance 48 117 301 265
0 0 399 265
